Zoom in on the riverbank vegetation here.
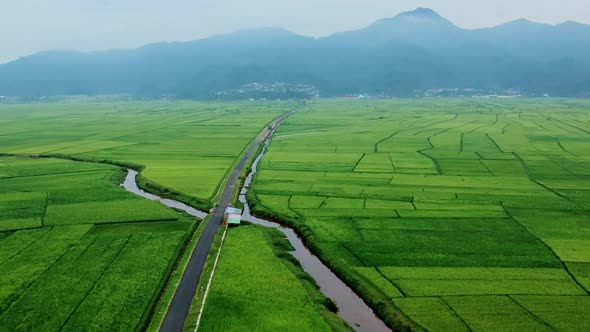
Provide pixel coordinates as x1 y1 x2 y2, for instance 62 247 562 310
250 98 590 330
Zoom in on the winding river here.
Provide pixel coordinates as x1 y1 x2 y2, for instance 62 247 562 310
239 135 390 332
121 135 390 332
122 171 208 219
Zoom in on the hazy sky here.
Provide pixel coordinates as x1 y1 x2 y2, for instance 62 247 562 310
1 0 589 63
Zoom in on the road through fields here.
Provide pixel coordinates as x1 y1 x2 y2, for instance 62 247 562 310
157 106 300 331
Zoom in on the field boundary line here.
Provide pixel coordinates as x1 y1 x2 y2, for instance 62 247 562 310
549 122 584 137
507 295 556 331
0 169 111 181
512 152 534 178
532 179 586 211
417 148 443 175
339 243 366 266
532 121 552 133
511 152 582 199
41 140 102 155
0 227 52 266
501 202 590 295
82 218 180 227
478 159 495 176
194 224 228 332
0 227 94 322
387 152 397 173
501 122 509 134
286 195 301 217
547 158 579 177
431 118 479 137
485 133 505 153
49 236 106 327
466 124 490 135
41 192 49 227
374 130 401 152
438 297 473 332
0 227 90 322
547 116 590 135
58 235 132 330
372 115 442 150
318 196 329 208
492 113 500 127
352 153 367 172
375 267 406 297
412 116 459 136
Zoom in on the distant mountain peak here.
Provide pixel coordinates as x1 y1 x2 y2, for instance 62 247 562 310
491 18 553 32
397 7 442 19
507 18 545 26
364 7 457 33
207 26 309 44
237 27 296 35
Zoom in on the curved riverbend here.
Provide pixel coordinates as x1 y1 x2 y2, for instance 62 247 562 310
119 119 390 331
239 135 391 332
122 170 208 219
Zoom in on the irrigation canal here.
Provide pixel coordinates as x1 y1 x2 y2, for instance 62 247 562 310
238 133 390 332
121 106 390 332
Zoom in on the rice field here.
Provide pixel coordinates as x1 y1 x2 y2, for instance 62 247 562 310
250 98 590 331
0 156 195 330
0 99 301 331
0 100 293 209
2 98 589 331
197 225 348 331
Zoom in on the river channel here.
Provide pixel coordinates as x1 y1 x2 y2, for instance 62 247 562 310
121 133 390 332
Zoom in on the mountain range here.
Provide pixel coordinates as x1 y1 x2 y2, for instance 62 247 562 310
1 8 590 98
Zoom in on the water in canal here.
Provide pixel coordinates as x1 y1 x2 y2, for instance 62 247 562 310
121 134 390 332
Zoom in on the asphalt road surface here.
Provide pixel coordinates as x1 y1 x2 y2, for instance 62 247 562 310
159 106 299 332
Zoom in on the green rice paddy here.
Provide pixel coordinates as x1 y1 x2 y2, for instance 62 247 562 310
250 98 590 331
2 98 589 331
0 156 194 330
0 99 300 331
198 225 348 331
0 100 292 209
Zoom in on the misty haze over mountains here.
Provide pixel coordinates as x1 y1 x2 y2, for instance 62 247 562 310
1 8 589 98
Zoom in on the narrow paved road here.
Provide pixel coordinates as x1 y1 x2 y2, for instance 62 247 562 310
159 106 299 332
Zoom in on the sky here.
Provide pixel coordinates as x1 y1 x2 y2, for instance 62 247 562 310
1 0 589 64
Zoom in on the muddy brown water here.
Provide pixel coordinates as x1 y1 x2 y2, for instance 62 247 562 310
121 135 390 332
